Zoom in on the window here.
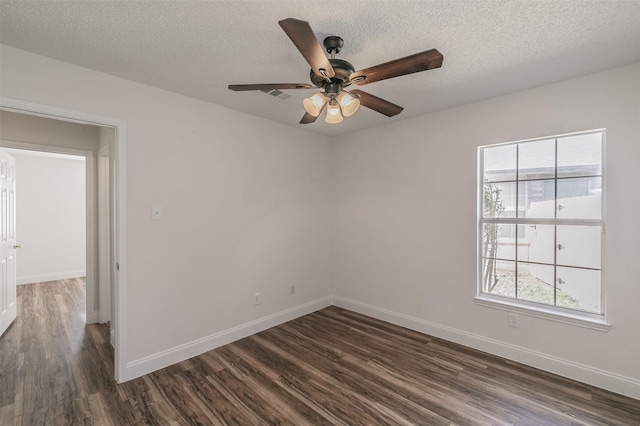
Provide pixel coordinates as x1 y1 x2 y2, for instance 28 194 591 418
478 130 605 319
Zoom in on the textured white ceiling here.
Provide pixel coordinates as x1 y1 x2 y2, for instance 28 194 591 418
1 1 639 137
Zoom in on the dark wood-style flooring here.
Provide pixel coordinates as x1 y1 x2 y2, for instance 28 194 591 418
1 279 638 425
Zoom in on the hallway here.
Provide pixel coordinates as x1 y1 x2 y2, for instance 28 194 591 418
0 278 114 424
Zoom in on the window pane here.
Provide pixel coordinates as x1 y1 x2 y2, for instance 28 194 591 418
519 139 555 180
482 223 516 260
519 224 554 264
556 225 601 269
557 133 602 178
520 179 555 218
479 130 604 316
556 266 601 313
482 259 515 297
483 182 516 218
483 144 516 182
498 223 519 241
516 262 555 306
557 177 602 220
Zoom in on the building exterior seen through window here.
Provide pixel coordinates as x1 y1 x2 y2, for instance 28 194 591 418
478 130 604 316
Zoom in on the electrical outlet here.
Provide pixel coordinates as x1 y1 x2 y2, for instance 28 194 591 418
508 312 520 328
151 205 162 220
253 293 261 306
289 285 295 295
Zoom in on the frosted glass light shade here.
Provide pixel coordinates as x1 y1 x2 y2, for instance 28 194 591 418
303 93 326 117
337 92 360 117
325 101 343 124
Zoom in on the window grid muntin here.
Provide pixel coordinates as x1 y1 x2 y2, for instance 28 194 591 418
479 130 604 316
480 223 603 315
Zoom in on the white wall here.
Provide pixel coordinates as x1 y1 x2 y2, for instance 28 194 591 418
7 151 86 284
0 45 333 372
331 63 640 396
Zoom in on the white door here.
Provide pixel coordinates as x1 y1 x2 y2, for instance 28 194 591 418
0 150 18 337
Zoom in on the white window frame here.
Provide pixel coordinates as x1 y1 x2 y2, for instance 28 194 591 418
475 129 610 331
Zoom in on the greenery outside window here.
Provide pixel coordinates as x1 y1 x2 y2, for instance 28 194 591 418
478 130 605 320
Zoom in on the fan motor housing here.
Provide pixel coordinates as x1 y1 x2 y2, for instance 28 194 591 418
310 58 355 88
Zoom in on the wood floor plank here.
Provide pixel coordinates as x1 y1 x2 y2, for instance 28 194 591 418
250 332 486 425
148 368 218 425
260 327 457 425
87 392 117 426
67 397 93 425
0 402 15 426
125 392 164 426
219 345 333 425
300 313 470 377
211 366 301 425
179 369 256 425
139 375 190 425
2 281 639 425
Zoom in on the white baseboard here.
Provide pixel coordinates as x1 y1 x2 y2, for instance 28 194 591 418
124 296 332 381
332 296 640 400
119 294 639 400
17 270 86 285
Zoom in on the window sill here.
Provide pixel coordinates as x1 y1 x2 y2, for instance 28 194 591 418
474 296 612 332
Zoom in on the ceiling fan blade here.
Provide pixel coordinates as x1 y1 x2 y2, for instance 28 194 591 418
278 18 335 79
349 49 443 86
300 112 319 124
350 89 404 117
228 83 314 91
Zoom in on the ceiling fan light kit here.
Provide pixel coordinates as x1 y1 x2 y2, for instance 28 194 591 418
337 91 360 117
303 87 360 123
228 18 443 125
303 92 326 117
325 98 344 124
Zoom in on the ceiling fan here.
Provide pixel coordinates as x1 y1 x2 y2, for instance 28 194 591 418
229 18 444 125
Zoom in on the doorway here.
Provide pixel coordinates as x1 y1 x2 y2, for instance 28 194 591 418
3 149 87 290
1 120 101 327
0 97 127 383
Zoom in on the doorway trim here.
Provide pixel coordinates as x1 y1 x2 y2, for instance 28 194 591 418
97 144 112 329
0 96 128 383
